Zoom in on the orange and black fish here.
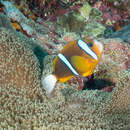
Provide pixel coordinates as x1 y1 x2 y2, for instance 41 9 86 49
42 38 103 97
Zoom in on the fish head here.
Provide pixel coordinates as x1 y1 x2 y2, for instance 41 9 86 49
80 38 103 61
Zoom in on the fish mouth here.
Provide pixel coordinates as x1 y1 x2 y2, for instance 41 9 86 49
94 40 103 53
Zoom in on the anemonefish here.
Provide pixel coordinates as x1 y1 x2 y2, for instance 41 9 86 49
42 38 103 97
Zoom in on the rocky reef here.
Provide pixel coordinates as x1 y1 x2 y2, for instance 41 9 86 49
0 0 130 129
110 24 130 43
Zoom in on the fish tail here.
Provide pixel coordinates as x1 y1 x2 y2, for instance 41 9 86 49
42 74 57 97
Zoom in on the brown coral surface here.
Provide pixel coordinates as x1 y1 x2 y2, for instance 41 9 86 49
0 28 130 129
0 28 43 99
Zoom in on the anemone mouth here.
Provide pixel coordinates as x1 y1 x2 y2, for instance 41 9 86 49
94 40 103 53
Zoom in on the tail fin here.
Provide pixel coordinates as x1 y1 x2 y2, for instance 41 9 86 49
42 74 57 97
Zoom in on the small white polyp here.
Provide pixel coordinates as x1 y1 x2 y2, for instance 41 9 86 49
42 74 57 97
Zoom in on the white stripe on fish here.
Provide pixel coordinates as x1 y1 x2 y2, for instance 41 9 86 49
58 53 79 76
78 39 98 60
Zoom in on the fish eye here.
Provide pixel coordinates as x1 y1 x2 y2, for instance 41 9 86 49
88 43 93 47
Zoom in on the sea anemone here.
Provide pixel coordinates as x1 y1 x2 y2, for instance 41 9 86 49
0 28 43 99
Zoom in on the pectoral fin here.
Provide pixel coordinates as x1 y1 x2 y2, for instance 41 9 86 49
71 56 95 77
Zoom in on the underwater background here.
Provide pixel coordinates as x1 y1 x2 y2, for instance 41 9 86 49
0 0 130 129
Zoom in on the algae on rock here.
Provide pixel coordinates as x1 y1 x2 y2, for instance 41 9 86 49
57 10 85 34
79 2 91 21
82 21 105 38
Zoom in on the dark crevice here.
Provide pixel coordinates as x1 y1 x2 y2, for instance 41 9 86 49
83 78 114 91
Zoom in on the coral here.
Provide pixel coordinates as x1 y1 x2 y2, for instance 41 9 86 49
0 13 14 30
0 27 43 99
96 0 130 29
79 2 92 21
0 35 130 129
56 10 85 33
10 21 23 31
14 0 36 21
82 21 105 38
62 32 79 42
1 70 130 129
1 0 34 36
94 38 129 85
0 0 129 129
101 73 130 130
56 9 105 37
27 0 81 20
1 0 62 46
89 7 103 21
1 1 48 37
106 72 130 113
1 0 27 22
110 24 130 43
